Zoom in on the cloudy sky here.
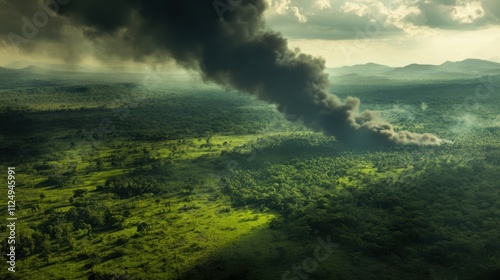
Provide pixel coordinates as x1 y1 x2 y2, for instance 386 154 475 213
1 0 499 68
264 0 500 67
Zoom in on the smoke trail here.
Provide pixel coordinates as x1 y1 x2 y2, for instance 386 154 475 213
1 0 442 147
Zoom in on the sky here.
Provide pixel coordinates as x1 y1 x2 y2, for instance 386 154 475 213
263 0 500 67
0 0 499 68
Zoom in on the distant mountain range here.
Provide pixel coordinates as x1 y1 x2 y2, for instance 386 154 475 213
2 59 499 83
0 64 87 78
327 59 500 80
0 65 41 75
3 61 104 73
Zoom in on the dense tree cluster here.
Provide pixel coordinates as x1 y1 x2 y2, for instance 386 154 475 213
220 134 500 278
99 176 166 198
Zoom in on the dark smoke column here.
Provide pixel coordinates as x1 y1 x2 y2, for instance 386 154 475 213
57 0 442 147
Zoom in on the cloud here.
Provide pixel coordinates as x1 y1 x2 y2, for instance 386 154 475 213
265 0 431 40
0 0 71 50
265 0 308 22
313 0 332 10
341 2 369 17
264 0 500 41
417 0 493 29
290 6 308 22
451 1 485 23
483 0 500 20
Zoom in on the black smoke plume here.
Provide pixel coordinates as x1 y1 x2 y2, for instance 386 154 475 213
1 0 443 147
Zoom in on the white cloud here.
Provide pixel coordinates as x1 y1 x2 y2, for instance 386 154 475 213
265 0 308 22
313 0 332 10
267 0 292 14
340 1 432 36
290 6 308 22
341 2 370 17
264 0 499 53
451 0 485 23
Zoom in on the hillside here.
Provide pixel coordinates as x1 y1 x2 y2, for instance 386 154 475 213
328 59 500 80
4 61 102 72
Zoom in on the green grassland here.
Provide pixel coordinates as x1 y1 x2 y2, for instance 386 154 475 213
1 72 500 279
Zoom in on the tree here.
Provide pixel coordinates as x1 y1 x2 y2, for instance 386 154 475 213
95 158 104 170
137 222 151 234
73 189 88 198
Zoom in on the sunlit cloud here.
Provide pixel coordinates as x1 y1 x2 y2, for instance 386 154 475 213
265 0 308 22
451 0 485 23
290 6 308 22
341 2 369 17
314 0 332 10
